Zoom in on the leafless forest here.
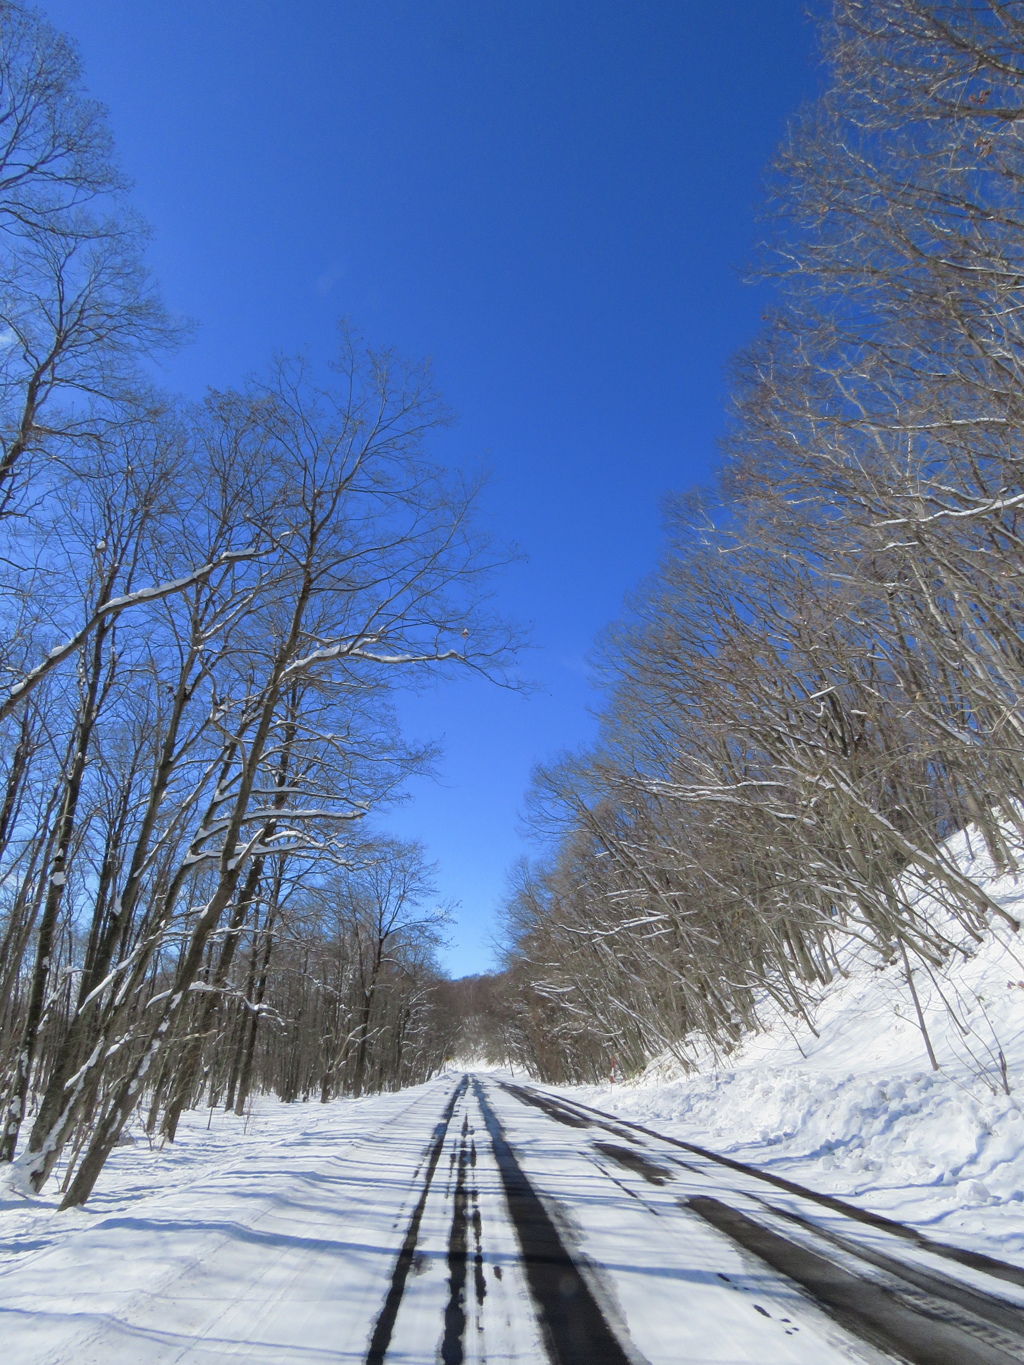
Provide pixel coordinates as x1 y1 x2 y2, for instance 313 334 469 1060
0 3 515 1206
5 0 1024 1206
484 0 1024 1085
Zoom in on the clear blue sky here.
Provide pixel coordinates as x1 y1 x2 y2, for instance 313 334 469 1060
45 0 817 976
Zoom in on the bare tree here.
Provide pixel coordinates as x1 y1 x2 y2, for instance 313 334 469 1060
500 2 1024 1088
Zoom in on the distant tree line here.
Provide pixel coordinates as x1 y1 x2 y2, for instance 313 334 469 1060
500 0 1024 1086
0 3 510 1206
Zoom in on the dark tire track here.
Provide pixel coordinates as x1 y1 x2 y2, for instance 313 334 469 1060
688 1195 1024 1365
517 1083 1024 1291
761 1198 1024 1342
365 1076 467 1365
441 1114 471 1365
469 1138 488 1312
593 1141 671 1186
473 1078 636 1365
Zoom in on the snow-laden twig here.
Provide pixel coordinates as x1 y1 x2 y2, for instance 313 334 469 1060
0 546 267 722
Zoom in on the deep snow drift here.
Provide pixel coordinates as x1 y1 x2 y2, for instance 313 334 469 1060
569 824 1024 1264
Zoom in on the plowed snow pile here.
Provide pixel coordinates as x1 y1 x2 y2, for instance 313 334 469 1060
570 823 1024 1263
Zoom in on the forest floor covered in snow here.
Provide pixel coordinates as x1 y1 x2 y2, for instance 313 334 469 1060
567 825 1024 1269
0 1088 380 1277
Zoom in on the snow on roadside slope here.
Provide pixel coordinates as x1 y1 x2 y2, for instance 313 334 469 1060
570 822 1024 1263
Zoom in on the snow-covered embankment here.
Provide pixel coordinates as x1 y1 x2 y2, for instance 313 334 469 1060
570 824 1024 1262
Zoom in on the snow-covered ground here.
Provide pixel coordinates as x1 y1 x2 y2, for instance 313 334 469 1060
0 1081 468 1361
0 1089 389 1271
569 825 1024 1266
3 824 1024 1361
0 1074 900 1364
9 1071 1009 1364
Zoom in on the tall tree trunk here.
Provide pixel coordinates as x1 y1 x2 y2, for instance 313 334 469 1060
22 645 215 1191
159 859 263 1142
0 610 113 1163
233 884 280 1116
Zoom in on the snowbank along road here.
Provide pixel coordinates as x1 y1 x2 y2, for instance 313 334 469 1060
5 1071 1024 1363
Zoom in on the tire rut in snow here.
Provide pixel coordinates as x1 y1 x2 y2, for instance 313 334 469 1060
688 1195 1024 1365
760 1198 1024 1344
533 1085 1024 1292
440 1113 472 1365
592 1141 671 1186
473 1078 635 1365
501 1080 1024 1362
365 1076 467 1365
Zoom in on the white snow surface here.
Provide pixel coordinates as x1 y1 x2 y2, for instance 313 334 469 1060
0 1076 899 1363
0 1087 439 1361
568 824 1024 1266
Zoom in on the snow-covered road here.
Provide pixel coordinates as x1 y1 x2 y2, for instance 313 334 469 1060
3 1073 1024 1363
